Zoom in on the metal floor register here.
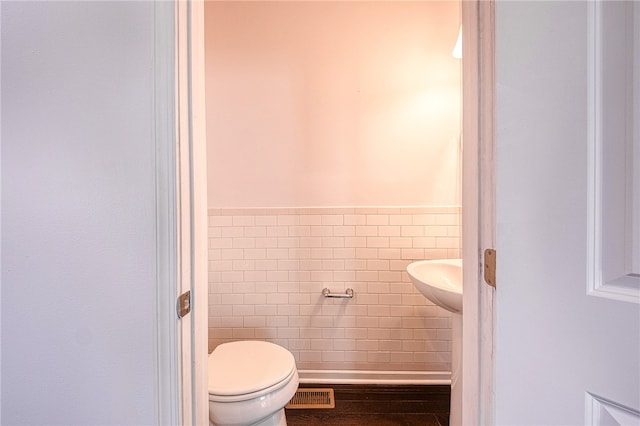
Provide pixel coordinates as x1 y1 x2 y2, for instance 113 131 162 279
286 388 335 409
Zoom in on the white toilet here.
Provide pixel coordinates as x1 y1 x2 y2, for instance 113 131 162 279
208 340 299 426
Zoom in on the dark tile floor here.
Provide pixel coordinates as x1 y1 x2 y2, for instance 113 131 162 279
285 384 450 426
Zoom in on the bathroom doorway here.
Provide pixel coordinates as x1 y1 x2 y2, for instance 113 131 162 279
204 0 462 381
174 0 495 424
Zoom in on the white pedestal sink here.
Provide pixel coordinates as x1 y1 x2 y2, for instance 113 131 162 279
406 259 462 426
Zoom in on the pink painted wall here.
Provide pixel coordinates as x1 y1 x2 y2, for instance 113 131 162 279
205 1 461 208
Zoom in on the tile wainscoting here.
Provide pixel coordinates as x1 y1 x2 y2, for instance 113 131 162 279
208 206 461 380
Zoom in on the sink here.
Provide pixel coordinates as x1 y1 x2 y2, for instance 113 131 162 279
407 258 463 426
406 259 462 313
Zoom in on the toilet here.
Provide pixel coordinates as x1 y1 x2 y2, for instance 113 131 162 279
208 340 299 426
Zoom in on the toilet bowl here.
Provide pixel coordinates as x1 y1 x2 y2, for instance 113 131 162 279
208 341 299 426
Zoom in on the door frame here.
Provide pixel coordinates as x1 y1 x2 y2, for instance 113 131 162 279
186 1 209 423
154 0 180 423
155 1 208 424
163 0 497 424
461 1 496 425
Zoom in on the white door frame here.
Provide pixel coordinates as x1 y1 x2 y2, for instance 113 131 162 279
461 1 496 425
154 1 181 423
155 1 208 425
162 0 497 424
186 1 209 424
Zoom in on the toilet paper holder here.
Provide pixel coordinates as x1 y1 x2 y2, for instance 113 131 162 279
322 288 354 299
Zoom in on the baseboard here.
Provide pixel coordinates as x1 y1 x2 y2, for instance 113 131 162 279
298 369 451 385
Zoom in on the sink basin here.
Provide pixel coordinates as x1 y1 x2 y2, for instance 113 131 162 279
407 259 462 313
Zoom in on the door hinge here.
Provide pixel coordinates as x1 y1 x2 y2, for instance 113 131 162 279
484 249 496 288
177 290 191 318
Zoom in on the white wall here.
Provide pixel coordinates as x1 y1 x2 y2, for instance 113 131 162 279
1 2 161 424
205 1 461 208
208 206 460 377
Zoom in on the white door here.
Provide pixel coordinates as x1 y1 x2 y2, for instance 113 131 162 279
494 1 640 424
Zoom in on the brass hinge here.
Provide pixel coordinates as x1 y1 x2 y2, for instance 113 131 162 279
177 290 191 318
484 249 496 287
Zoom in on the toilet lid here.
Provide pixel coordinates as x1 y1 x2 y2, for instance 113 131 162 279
208 341 295 396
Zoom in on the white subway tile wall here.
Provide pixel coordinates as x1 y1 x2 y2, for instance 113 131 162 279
208 207 461 373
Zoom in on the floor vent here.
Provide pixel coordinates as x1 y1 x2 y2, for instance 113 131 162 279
286 388 335 409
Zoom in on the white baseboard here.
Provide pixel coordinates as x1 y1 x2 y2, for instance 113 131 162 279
298 369 451 385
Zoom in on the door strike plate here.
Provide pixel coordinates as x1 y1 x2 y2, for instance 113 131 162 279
177 290 191 318
484 249 496 287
